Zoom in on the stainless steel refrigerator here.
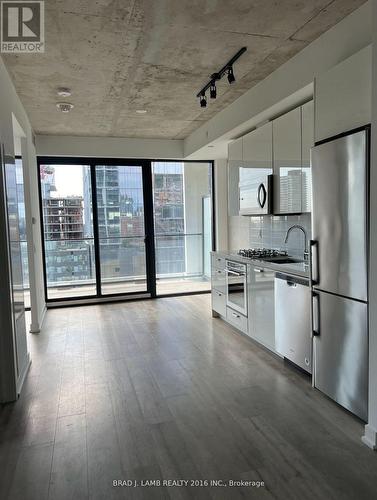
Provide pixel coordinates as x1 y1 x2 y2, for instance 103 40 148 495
0 143 30 403
310 128 369 421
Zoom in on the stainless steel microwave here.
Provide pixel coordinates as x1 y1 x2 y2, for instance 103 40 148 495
239 168 273 216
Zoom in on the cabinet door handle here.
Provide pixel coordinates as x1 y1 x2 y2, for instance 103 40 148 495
216 292 222 297
254 268 264 273
232 312 240 318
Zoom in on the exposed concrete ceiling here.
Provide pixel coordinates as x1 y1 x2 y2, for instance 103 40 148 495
2 0 366 140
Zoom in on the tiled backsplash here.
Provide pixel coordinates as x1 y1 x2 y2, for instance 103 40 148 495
228 213 311 258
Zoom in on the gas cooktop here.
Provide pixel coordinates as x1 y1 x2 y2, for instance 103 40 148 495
237 248 287 259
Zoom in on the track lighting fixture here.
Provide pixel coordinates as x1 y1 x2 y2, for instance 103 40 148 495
196 47 246 108
210 81 217 99
227 66 235 84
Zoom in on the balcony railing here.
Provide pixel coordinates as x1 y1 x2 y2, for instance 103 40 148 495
43 233 210 290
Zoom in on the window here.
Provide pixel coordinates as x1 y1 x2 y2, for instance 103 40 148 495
38 159 213 302
40 164 96 299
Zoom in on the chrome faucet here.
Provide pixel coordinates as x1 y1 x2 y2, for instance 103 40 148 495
284 225 309 263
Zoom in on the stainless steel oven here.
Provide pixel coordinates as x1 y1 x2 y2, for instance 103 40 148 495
226 260 247 316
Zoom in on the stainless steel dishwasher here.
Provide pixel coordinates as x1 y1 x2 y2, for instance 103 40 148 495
275 273 312 373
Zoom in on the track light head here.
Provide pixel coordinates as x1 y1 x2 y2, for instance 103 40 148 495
227 66 235 84
210 81 217 99
200 93 207 108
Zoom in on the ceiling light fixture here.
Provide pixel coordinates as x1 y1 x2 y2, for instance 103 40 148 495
227 66 235 84
56 102 74 113
57 87 71 97
210 81 217 99
196 47 246 108
136 109 147 114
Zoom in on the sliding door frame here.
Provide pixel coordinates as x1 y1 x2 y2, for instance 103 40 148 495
37 156 215 306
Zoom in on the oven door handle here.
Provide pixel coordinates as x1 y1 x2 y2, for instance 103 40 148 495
226 269 244 276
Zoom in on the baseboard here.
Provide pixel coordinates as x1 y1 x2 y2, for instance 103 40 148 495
362 424 377 450
16 354 31 395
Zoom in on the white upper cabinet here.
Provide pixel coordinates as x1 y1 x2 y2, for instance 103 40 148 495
243 122 273 166
239 122 273 216
315 46 371 142
273 107 302 214
301 101 314 213
227 102 314 216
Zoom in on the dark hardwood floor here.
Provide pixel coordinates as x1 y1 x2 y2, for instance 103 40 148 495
1 295 376 499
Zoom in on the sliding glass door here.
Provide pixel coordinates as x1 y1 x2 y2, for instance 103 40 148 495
95 165 148 295
152 161 213 295
38 159 213 303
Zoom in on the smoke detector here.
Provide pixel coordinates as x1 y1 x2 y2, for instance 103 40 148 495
57 87 71 97
56 102 74 113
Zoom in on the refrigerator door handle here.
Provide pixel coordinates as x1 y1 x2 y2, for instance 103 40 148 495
311 291 320 337
309 239 319 285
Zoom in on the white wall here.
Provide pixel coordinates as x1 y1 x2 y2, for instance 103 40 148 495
362 0 377 451
36 135 184 159
0 56 45 332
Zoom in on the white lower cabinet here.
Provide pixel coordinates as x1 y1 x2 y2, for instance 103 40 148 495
211 289 226 317
211 254 280 353
211 267 226 296
211 254 226 270
226 307 248 334
211 258 226 316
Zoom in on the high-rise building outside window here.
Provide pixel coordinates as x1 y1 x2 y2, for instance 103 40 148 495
152 161 212 295
40 164 96 299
